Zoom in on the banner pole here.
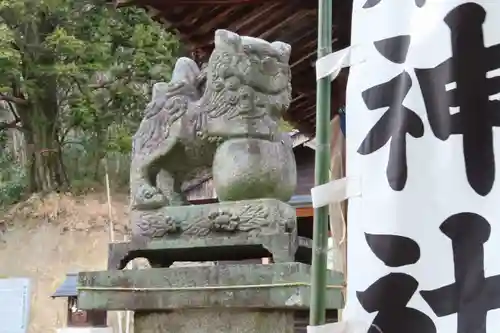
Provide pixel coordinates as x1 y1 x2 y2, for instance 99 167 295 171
309 0 333 326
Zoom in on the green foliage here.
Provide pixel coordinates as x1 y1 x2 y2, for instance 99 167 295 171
279 119 295 132
0 149 26 206
0 0 180 194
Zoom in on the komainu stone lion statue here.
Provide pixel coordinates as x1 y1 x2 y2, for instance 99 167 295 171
130 29 295 216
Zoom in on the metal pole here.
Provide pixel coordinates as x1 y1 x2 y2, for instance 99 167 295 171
309 0 333 326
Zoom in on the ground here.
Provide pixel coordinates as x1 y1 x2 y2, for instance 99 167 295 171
0 192 130 332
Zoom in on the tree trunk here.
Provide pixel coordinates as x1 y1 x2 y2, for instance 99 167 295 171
12 12 68 194
19 76 65 194
25 120 64 193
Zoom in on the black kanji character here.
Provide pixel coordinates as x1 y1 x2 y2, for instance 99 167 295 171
415 3 500 196
374 35 411 64
358 274 436 333
363 0 425 9
359 233 435 332
358 71 424 191
365 233 420 267
420 213 500 333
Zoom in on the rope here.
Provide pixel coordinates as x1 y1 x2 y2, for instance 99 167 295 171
78 282 346 292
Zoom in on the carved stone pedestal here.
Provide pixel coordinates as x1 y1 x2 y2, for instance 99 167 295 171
135 310 293 333
113 199 306 269
131 198 296 239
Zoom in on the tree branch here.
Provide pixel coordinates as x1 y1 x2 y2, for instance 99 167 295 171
87 69 133 90
4 97 19 120
0 119 22 131
0 92 25 132
88 80 114 90
0 93 28 105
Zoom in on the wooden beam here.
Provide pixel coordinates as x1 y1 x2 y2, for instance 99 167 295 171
190 6 238 36
291 37 339 70
291 94 307 104
227 2 282 32
291 49 316 69
288 25 317 45
258 9 314 40
294 97 314 109
244 4 293 37
189 3 285 48
302 105 317 120
177 6 216 27
297 206 313 217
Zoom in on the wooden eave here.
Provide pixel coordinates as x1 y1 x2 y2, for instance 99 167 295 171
114 0 352 134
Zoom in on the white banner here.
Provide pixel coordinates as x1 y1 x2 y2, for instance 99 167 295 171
344 1 500 333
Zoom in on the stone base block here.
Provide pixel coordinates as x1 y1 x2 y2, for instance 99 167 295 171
134 310 294 333
78 263 344 311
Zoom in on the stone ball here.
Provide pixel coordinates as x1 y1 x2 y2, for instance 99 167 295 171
213 138 297 202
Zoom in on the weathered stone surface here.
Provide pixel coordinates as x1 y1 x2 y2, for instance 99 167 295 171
78 262 344 311
213 138 296 202
134 310 294 333
129 29 295 238
131 199 296 238
108 233 304 270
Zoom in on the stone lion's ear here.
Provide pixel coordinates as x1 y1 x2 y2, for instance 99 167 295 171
171 57 201 85
271 41 291 64
152 82 169 100
214 29 242 52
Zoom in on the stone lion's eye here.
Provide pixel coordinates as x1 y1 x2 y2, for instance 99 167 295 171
225 76 240 90
222 53 232 63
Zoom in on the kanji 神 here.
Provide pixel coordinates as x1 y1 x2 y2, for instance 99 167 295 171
362 0 425 9
415 3 500 196
357 70 424 191
420 212 500 333
358 233 436 333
